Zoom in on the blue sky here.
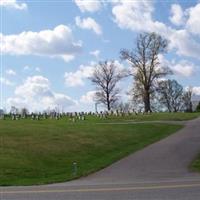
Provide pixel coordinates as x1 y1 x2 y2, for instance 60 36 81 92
1 0 200 112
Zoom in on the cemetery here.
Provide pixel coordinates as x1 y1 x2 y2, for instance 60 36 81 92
1 1 200 199
1 108 200 122
0 110 199 186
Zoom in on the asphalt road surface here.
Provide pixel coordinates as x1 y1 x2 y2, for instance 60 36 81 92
1 117 200 200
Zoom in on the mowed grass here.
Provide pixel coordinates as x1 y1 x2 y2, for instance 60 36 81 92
0 116 185 186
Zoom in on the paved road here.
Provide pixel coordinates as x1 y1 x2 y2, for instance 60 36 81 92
1 117 200 200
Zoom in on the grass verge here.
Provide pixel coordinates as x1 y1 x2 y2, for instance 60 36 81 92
191 154 200 172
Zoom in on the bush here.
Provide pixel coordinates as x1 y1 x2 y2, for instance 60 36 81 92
196 102 200 112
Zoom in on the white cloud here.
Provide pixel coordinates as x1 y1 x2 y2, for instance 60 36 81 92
112 1 165 33
64 60 126 87
0 77 14 86
7 76 76 112
158 55 196 78
75 16 102 35
193 87 200 96
169 4 186 26
111 1 200 60
186 3 200 35
64 63 94 87
90 50 100 58
74 0 102 12
168 30 200 59
0 0 27 10
6 69 16 76
172 60 196 77
80 90 96 104
1 25 82 62
112 60 126 72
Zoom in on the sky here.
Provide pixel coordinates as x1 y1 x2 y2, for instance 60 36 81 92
0 0 200 112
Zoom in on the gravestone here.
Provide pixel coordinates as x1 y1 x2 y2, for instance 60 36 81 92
31 114 35 120
43 112 47 119
12 114 16 120
36 115 39 120
81 115 85 120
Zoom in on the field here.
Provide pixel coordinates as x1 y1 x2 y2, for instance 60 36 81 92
0 112 199 186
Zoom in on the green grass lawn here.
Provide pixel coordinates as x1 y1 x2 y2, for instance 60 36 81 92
0 115 186 186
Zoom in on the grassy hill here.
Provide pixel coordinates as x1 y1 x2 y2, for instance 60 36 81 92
0 112 199 186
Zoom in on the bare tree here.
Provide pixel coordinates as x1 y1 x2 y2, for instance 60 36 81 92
157 79 183 112
10 106 18 115
121 32 171 112
21 108 29 118
90 60 126 111
117 101 133 113
182 87 193 112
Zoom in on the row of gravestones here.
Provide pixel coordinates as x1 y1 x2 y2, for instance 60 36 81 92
8 113 63 120
0 110 152 121
1 112 86 121
94 110 151 118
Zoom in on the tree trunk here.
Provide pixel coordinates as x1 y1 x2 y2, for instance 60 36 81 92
107 101 111 111
189 102 193 112
144 90 151 112
106 92 111 111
